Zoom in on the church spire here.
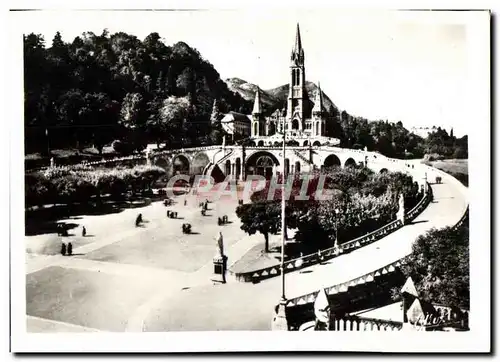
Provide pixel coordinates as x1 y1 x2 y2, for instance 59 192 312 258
293 23 303 54
291 23 304 65
252 87 262 114
312 82 323 114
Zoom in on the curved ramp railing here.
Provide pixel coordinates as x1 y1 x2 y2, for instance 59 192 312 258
299 316 403 331
283 168 468 329
232 187 432 283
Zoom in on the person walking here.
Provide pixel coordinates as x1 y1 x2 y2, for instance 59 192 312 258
82 226 86 237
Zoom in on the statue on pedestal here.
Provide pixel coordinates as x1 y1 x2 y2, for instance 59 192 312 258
397 193 405 224
145 148 151 166
213 231 226 283
50 157 55 168
216 231 224 257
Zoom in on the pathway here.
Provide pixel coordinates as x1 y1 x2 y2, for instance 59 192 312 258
142 170 467 331
25 165 468 332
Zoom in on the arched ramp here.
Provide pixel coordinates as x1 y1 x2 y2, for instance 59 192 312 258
191 152 210 175
245 151 280 180
173 154 190 175
344 157 357 168
323 154 341 169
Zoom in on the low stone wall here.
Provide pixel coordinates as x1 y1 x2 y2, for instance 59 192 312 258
231 185 432 283
287 167 468 331
231 218 404 283
299 316 403 331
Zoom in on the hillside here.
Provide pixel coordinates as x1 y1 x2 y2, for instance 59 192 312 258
23 31 253 155
225 78 338 115
225 78 279 108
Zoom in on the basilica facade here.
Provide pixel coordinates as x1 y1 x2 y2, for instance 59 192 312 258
249 24 340 147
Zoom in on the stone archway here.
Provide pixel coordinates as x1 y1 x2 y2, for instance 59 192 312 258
292 119 300 130
245 151 280 180
323 154 341 169
344 157 356 168
313 141 321 147
303 140 309 147
192 152 210 175
154 157 170 170
173 154 190 175
257 140 264 147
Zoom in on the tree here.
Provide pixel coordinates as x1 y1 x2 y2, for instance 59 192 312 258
158 96 190 147
399 224 469 309
120 93 144 129
236 201 281 252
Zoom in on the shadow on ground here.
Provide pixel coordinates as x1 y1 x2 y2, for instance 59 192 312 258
25 195 162 236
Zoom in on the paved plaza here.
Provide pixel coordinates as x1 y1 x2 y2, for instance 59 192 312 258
25 169 467 332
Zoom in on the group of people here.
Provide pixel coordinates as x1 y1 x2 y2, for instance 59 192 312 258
59 225 87 256
217 215 229 226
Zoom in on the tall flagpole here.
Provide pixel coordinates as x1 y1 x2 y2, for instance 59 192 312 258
280 131 286 300
272 129 288 330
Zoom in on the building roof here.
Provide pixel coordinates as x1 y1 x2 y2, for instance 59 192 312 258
221 112 251 124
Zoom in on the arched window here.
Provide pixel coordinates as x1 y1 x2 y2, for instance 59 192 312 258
315 122 319 135
253 122 258 136
295 161 301 174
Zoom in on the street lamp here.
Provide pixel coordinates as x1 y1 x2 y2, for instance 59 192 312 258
272 130 288 330
281 130 286 300
334 208 340 255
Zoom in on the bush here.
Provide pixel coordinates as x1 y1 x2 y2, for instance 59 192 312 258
25 164 166 207
423 153 445 162
112 140 135 155
399 224 469 309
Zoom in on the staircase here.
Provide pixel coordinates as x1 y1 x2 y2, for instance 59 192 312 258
203 149 235 182
293 149 312 165
285 268 406 330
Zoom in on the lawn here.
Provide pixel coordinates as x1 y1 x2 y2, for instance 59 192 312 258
425 159 468 186
229 239 282 274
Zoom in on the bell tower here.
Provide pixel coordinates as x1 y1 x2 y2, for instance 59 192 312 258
287 23 307 133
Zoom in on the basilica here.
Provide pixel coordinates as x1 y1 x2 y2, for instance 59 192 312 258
248 24 340 147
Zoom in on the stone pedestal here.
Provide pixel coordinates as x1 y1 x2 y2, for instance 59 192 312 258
271 301 289 331
213 255 227 283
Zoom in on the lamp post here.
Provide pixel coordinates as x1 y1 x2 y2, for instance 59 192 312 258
281 131 286 300
334 208 340 255
272 130 288 330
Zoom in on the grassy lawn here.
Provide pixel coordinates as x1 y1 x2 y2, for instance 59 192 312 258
229 239 282 274
427 159 468 175
425 159 468 186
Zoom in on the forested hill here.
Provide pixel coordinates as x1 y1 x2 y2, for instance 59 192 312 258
24 31 468 162
24 30 252 154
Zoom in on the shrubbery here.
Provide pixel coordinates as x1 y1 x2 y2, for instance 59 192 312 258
25 165 166 207
399 223 469 309
238 167 421 254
